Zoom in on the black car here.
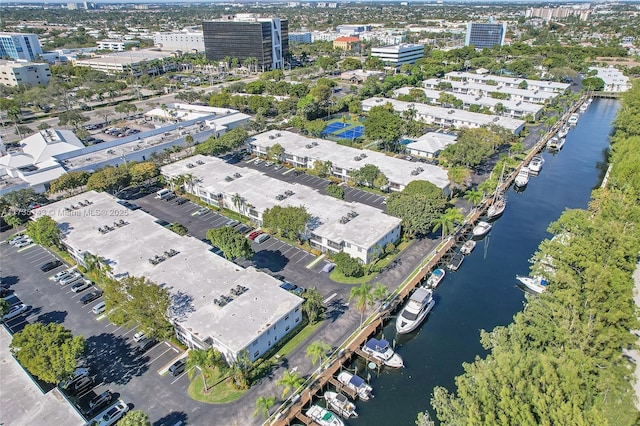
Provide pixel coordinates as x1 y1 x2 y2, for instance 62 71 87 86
175 198 188 205
137 338 158 353
168 359 186 376
89 390 113 412
40 260 63 272
80 290 103 305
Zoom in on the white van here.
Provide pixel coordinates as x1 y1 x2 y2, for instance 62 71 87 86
92 301 106 315
156 189 171 199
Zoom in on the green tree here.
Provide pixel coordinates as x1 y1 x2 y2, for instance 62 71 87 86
386 182 449 238
354 164 385 188
302 287 324 324
364 104 403 151
206 226 254 261
432 208 464 241
168 222 188 236
463 188 484 207
4 214 24 229
441 127 504 169
349 281 374 324
118 410 151 426
325 183 345 199
128 162 158 185
186 349 216 393
306 340 332 366
0 299 10 317
10 323 85 384
2 188 46 211
230 350 252 390
582 77 605 91
26 216 61 248
334 251 364 277
372 282 389 305
262 205 310 242
267 143 284 162
254 395 276 420
86 166 131 194
277 369 303 399
48 171 90 195
57 110 89 130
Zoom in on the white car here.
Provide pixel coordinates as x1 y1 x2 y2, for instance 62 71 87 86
133 331 146 342
52 270 72 282
90 400 129 426
3 303 29 321
14 238 33 248
8 235 27 245
59 272 82 286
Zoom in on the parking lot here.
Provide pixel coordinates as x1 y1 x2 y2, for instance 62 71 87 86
0 241 206 425
235 157 387 211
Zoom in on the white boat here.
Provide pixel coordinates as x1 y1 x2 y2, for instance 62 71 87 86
529 155 544 173
361 338 404 368
516 275 548 294
447 253 464 271
568 113 579 126
487 163 507 220
396 288 435 334
547 137 565 151
588 97 593 104
460 240 476 255
514 166 529 187
579 103 588 112
472 221 492 237
306 405 345 426
337 371 373 401
426 268 446 288
557 127 569 138
324 391 358 419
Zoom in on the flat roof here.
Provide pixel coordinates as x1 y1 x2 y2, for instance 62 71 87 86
423 78 557 103
74 50 171 66
35 191 302 353
161 155 402 249
363 97 525 133
371 43 424 53
447 71 570 91
393 86 544 115
406 132 457 153
249 130 450 190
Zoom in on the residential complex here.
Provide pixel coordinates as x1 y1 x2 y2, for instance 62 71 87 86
153 30 205 52
445 72 570 94
589 66 631 92
465 22 506 49
423 78 557 104
247 130 450 192
288 32 312 44
405 133 458 159
0 32 43 61
161 154 403 264
35 191 303 363
526 6 591 21
370 44 424 68
363 97 526 134
202 14 288 71
393 87 544 120
0 60 51 87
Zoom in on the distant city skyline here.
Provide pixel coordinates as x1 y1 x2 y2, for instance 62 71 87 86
1 0 605 4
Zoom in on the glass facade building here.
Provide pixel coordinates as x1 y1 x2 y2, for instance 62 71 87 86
465 23 506 49
0 33 43 61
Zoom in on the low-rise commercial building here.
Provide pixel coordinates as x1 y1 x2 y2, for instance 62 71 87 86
35 191 303 363
0 60 51 87
153 30 205 52
405 132 457 159
247 130 450 192
363 97 526 135
423 78 557 104
370 44 424 68
288 32 312 44
333 36 361 52
72 50 175 75
445 71 570 93
393 86 544 120
96 40 140 51
161 155 402 264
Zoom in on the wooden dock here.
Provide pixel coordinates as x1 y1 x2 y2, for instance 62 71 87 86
270 95 589 426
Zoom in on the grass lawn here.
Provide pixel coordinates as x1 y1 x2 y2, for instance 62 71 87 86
273 320 323 359
187 369 246 404
330 268 376 284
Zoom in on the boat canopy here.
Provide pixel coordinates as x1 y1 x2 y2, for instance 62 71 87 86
349 374 365 388
365 338 390 352
410 287 431 303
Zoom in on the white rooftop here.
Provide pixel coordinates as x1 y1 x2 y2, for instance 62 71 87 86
161 155 402 249
74 49 172 66
35 191 302 353
371 43 424 53
423 78 557 103
406 132 457 154
249 130 450 190
362 97 526 133
446 71 570 92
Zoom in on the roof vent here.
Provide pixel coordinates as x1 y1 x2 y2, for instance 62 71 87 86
493 117 500 122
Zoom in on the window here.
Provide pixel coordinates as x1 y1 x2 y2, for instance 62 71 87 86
254 351 259 358
285 315 289 320
295 317 300 323
285 325 290 332
295 307 300 312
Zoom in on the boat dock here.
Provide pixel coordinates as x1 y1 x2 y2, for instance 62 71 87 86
271 95 589 426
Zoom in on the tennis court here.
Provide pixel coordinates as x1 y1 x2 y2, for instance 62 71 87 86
335 126 364 139
322 122 349 135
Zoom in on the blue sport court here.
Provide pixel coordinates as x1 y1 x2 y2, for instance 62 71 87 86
322 122 349 135
335 126 364 139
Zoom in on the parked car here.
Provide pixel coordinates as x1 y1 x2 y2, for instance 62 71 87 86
225 219 239 227
132 331 146 342
195 208 208 216
89 390 113 412
248 230 263 240
8 235 27 245
52 270 72 282
279 282 305 296
14 237 33 248
60 367 89 390
137 338 158 353
2 303 29 321
71 279 92 293
81 290 103 305
168 359 186 376
255 233 270 244
94 400 129 426
68 376 93 396
92 301 106 315
40 260 63 272
322 262 336 273
59 272 82 286
175 197 188 205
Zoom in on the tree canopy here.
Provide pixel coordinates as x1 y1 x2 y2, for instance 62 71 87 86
27 216 62 248
10 323 85 384
364 104 403 151
441 127 506 169
118 410 151 426
194 128 249 156
262 205 310 242
386 181 449 237
48 171 90 195
206 226 254 261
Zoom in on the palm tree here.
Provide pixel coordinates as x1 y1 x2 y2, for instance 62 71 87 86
254 395 276 420
185 134 195 154
372 282 389 306
277 370 303 399
432 208 465 241
302 288 324 323
186 349 213 392
464 188 484 208
231 193 244 215
306 340 332 366
349 282 374 325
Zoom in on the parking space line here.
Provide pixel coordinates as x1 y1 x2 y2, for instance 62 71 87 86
148 346 174 365
323 293 337 304
171 369 189 385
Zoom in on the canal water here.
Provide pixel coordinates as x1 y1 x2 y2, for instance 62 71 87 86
346 98 621 425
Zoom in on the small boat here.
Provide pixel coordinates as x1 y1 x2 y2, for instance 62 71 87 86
579 103 588 112
324 392 358 419
426 268 446 288
547 137 565 151
337 371 373 401
529 155 544 173
396 287 435 334
306 404 345 426
460 240 476 255
361 338 404 368
472 221 492 237
568 113 579 126
447 253 464 271
557 127 568 138
486 194 506 220
588 97 593 104
516 275 548 294
514 166 529 187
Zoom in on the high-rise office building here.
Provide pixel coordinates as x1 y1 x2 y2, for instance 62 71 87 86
202 14 288 71
0 33 43 62
465 22 506 49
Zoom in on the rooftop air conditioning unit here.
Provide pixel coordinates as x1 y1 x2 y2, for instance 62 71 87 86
269 135 275 140
276 133 281 137
493 117 500 122
448 110 455 114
